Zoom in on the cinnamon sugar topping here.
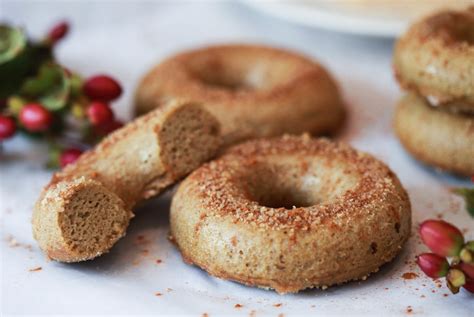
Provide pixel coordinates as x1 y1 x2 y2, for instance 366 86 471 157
189 136 405 231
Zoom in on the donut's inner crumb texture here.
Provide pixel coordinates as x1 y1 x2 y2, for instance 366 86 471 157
243 159 356 209
58 184 129 257
158 104 220 178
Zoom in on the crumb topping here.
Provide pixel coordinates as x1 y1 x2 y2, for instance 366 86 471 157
188 135 405 231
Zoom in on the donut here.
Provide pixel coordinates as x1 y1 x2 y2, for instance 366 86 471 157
33 100 221 262
135 44 345 145
393 6 474 113
170 135 411 293
394 93 474 176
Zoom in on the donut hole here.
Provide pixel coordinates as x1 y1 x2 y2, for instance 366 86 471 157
425 12 474 44
191 68 254 91
243 159 356 209
184 49 309 91
445 23 474 44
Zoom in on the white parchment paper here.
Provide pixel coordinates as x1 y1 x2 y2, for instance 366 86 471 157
1 1 473 316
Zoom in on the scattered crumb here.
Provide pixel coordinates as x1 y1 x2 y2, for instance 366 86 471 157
234 304 243 309
443 293 449 297
406 306 413 314
7 236 20 247
249 310 256 317
384 287 389 290
273 303 282 307
155 292 162 296
135 235 150 245
166 288 173 292
421 295 425 298
6 235 33 251
402 272 418 280
202 314 209 317
156 259 162 264
278 314 284 317
29 266 42 272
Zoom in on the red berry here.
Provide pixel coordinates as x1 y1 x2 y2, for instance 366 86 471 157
463 279 474 293
458 262 474 280
86 101 114 126
83 75 122 101
59 148 83 168
417 253 449 278
48 21 69 43
419 220 464 257
94 119 124 136
0 115 16 140
19 103 53 132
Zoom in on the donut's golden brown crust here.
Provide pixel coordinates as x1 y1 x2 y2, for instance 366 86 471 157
170 135 411 293
393 7 474 113
394 93 474 176
135 44 345 145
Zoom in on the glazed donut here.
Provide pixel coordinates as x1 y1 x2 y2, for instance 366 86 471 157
393 6 474 113
170 135 411 293
135 44 345 145
33 100 221 262
394 93 474 176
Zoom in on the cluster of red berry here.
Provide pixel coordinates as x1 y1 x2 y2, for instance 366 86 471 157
0 21 124 167
417 219 474 294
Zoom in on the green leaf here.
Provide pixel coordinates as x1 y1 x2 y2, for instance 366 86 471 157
454 188 474 217
20 63 70 110
45 144 61 169
69 73 83 98
0 40 52 99
0 25 27 64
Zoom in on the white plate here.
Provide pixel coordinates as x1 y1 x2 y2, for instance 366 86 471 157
242 0 474 37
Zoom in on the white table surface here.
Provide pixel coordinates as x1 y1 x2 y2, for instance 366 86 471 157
1 1 473 316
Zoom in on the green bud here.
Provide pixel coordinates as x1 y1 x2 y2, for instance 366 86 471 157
447 268 466 289
460 248 473 264
465 241 474 252
7 95 26 115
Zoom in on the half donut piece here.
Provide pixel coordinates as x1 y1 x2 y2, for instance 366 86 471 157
33 100 221 262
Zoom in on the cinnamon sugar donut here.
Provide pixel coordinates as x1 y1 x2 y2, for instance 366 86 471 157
135 44 345 145
170 135 411 293
394 93 474 176
393 6 474 113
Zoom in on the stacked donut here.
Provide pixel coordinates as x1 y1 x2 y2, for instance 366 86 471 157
393 7 474 176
